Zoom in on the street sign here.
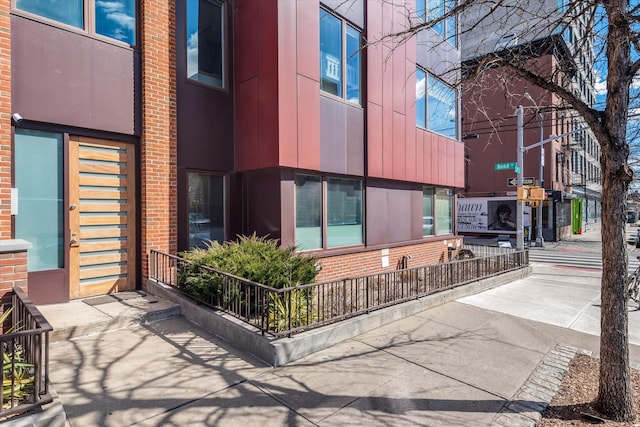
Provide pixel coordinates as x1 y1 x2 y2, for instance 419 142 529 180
494 162 517 171
507 177 535 186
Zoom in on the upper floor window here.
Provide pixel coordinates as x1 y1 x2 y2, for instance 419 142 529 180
320 8 362 105
15 0 136 45
187 0 225 88
416 0 457 46
416 68 458 139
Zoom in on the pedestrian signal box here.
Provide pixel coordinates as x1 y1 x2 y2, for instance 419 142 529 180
517 185 546 202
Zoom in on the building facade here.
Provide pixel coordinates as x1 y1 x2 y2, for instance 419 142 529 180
0 0 464 304
459 0 602 242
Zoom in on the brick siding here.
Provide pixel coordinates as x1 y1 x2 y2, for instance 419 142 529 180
0 250 27 297
0 0 11 239
315 238 463 283
140 0 177 282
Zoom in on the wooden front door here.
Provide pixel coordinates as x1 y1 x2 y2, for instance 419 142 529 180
68 136 136 299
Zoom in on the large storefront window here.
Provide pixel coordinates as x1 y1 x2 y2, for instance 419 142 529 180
423 187 453 236
295 175 363 250
295 175 322 250
14 129 64 271
327 178 363 248
435 188 453 235
422 188 434 236
188 173 225 249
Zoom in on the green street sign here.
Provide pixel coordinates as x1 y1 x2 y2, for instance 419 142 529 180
494 162 517 171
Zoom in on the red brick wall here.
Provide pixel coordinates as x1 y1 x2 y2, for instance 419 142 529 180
140 0 177 282
315 238 463 282
0 0 11 239
0 250 27 296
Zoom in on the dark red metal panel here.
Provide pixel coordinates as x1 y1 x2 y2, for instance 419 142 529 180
297 76 321 169
296 1 319 81
11 16 137 136
392 111 406 180
236 79 259 171
367 102 384 177
234 0 258 83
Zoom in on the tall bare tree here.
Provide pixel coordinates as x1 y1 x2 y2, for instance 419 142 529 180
373 0 638 420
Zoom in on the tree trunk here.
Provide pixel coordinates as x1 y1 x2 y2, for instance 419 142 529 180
597 151 634 420
596 0 634 420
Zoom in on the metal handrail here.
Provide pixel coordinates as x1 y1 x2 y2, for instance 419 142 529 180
0 287 53 419
149 248 528 338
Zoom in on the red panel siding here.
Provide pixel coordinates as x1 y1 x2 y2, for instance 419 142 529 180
236 78 259 170
455 141 465 188
368 102 384 177
235 0 258 84
257 0 279 168
297 75 321 169
422 130 433 183
416 131 424 182
392 42 406 114
296 2 318 80
277 0 297 167
392 111 406 180
437 136 448 184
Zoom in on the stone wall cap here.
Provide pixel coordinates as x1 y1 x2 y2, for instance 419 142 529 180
0 239 33 253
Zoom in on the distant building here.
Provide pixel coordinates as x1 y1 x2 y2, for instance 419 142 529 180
459 0 601 241
0 1 464 304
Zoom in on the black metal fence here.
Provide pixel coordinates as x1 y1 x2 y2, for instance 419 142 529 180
150 247 528 338
0 287 52 419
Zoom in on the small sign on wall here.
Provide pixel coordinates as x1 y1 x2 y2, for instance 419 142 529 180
381 248 389 268
10 188 18 215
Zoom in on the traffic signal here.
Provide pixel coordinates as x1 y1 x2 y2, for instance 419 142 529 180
529 187 546 201
517 186 529 201
518 186 546 202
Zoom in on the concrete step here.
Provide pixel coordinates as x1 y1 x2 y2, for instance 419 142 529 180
37 291 181 342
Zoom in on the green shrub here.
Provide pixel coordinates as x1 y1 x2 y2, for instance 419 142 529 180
268 290 309 332
177 234 319 308
1 307 35 409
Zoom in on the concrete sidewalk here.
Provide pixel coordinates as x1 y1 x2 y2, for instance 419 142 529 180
34 223 640 427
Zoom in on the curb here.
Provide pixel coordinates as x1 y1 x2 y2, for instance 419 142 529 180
491 343 588 426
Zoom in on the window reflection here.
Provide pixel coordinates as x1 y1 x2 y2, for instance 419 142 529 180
320 8 362 104
15 130 64 271
427 75 457 138
295 175 322 250
16 0 84 29
96 0 136 45
435 188 453 235
187 0 224 87
320 10 342 98
327 178 363 248
188 173 225 249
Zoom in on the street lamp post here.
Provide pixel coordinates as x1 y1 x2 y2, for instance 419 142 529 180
523 92 545 247
535 112 545 247
516 106 525 250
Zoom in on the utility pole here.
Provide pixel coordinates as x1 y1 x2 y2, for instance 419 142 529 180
516 106 524 250
536 112 544 247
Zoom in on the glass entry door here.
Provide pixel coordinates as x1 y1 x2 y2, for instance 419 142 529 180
14 131 136 303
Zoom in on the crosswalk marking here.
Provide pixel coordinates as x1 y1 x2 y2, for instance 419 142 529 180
529 249 640 273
